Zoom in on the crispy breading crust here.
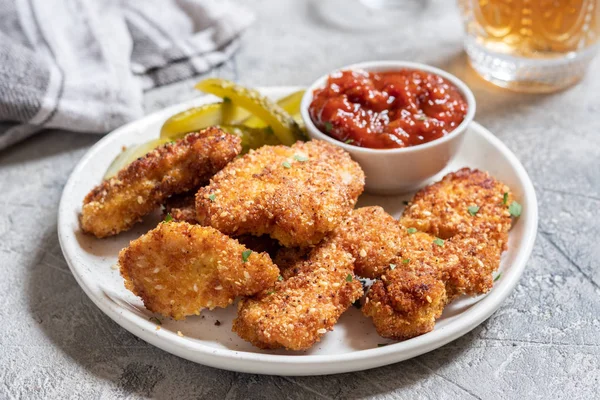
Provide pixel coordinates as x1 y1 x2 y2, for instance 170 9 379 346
195 140 365 247
81 128 241 238
361 169 513 340
119 222 279 320
233 240 363 350
329 206 403 279
402 167 512 243
164 191 198 224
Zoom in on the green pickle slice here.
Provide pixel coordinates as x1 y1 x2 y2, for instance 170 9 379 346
195 79 305 145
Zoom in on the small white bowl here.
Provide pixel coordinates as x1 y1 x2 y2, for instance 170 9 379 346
300 61 476 195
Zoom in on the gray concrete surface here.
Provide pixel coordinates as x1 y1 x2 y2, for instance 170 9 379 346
1 0 599 398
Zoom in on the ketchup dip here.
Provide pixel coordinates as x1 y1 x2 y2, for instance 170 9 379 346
308 69 469 149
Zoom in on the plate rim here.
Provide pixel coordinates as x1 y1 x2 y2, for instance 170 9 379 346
58 86 538 376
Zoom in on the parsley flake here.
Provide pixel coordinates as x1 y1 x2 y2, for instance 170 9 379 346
407 227 417 234
416 114 427 121
294 154 309 162
402 258 410 264
433 238 444 246
324 121 333 133
377 343 389 347
278 275 283 281
265 126 274 135
468 205 480 216
208 194 216 202
266 289 276 295
389 263 396 270
223 97 232 103
242 250 252 262
494 272 502 282
509 201 522 217
164 213 173 223
344 139 354 144
282 161 291 169
149 316 162 325
346 274 353 282
503 192 509 205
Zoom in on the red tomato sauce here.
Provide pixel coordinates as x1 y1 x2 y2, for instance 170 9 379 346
309 69 468 149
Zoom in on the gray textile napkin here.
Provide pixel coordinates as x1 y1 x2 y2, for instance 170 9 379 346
0 0 254 149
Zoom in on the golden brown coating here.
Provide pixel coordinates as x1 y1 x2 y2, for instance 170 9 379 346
164 191 198 224
362 169 513 341
233 240 363 350
196 140 365 247
402 167 512 243
329 206 403 279
119 222 279 320
362 264 446 341
81 128 241 238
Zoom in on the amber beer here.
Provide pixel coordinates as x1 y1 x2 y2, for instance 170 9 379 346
458 0 600 92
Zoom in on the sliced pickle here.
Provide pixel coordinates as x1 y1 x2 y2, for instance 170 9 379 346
103 138 170 179
195 79 305 145
218 124 281 154
159 102 249 140
243 90 305 128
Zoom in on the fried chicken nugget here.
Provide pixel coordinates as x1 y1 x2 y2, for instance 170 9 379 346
361 230 447 340
362 169 513 340
233 240 363 350
81 128 241 238
402 167 512 243
119 222 279 320
329 206 403 279
196 140 365 247
402 168 512 297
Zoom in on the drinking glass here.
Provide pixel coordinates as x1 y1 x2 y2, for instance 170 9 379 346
458 0 600 92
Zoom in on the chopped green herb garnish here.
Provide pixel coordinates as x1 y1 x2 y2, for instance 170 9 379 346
265 126 274 135
494 272 502 282
344 139 354 144
389 263 396 270
208 194 216 202
266 289 276 295
294 154 309 162
346 274 353 282
324 121 333 133
509 201 522 217
278 275 283 281
164 213 173 223
223 96 232 103
149 316 162 325
402 258 410 264
242 250 252 262
416 114 427 121
503 192 509 205
468 205 480 216
377 343 389 347
433 238 444 246
282 161 291 169
407 227 417 234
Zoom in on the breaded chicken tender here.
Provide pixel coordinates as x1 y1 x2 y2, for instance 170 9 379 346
362 169 513 340
81 128 241 238
164 191 198 224
233 240 363 350
362 230 447 340
402 168 512 243
196 140 365 247
329 206 403 279
119 222 279 320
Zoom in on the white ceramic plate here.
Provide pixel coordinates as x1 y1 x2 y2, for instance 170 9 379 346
58 87 538 376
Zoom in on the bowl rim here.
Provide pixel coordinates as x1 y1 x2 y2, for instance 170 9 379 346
300 60 477 154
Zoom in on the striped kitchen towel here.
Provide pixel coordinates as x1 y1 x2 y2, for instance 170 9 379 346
0 0 254 149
